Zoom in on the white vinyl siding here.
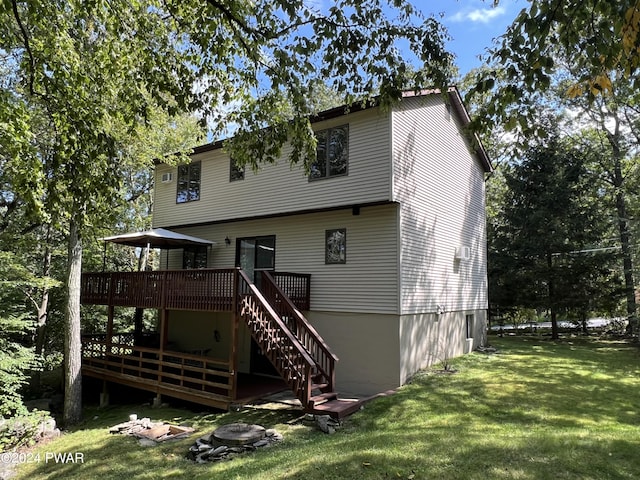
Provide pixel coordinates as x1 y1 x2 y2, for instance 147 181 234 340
153 109 391 228
392 95 488 314
164 204 399 314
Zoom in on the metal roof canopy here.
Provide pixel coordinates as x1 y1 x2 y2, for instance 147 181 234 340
101 228 216 249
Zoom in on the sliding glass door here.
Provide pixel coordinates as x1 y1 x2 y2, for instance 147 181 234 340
236 235 275 285
236 235 278 376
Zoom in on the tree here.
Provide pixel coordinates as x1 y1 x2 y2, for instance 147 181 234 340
470 0 640 337
556 84 640 336
489 136 617 339
472 1 640 137
1 1 455 425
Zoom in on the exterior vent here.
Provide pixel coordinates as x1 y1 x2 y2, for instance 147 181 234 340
455 246 471 261
161 172 173 183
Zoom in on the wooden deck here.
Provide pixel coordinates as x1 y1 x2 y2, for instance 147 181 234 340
80 268 357 418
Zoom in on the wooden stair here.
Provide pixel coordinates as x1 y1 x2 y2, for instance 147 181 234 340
238 270 363 419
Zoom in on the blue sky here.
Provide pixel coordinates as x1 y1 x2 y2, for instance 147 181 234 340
304 0 526 76
423 0 525 75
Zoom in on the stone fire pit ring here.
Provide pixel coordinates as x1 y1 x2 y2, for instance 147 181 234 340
188 423 283 463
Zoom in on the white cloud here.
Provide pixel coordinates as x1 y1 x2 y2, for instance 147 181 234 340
451 6 507 24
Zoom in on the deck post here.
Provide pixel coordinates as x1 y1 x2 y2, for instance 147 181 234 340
106 305 115 355
157 308 167 393
230 269 239 401
133 308 143 344
99 380 109 407
156 271 168 394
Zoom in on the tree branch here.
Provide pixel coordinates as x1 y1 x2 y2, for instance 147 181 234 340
205 0 253 34
11 0 36 96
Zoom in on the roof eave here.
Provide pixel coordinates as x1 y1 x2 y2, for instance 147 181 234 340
159 88 492 173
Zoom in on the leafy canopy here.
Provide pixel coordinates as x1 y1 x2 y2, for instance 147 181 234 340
468 0 640 144
1 0 455 225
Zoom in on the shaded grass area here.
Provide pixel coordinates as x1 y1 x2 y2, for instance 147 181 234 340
15 337 640 479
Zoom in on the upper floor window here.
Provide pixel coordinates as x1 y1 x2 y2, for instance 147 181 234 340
310 125 348 181
176 162 201 203
230 158 245 182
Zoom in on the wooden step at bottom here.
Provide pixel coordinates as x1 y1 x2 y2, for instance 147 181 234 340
308 398 365 419
308 391 338 407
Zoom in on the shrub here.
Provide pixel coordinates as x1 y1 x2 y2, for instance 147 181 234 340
0 313 39 418
0 410 56 450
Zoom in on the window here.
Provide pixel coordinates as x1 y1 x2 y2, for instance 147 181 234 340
325 228 346 264
176 162 201 203
310 125 348 180
183 246 207 269
466 314 475 339
230 158 245 182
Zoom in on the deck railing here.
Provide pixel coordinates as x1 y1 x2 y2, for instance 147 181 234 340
270 272 311 311
81 269 309 312
81 268 319 409
81 335 233 408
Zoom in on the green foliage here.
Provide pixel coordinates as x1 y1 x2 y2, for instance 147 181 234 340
0 410 52 450
0 252 40 417
468 0 640 146
489 135 622 319
0 312 38 417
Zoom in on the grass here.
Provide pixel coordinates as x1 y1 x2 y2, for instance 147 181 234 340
13 336 640 480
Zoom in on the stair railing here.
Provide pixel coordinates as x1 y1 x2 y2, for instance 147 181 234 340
237 270 314 405
261 271 338 392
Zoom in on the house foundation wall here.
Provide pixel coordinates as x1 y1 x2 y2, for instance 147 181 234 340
167 311 253 374
306 311 401 396
167 311 232 358
399 309 486 384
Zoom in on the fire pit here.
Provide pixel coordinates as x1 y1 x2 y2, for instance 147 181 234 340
212 423 265 445
188 423 283 463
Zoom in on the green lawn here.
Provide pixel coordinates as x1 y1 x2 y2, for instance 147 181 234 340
14 336 640 480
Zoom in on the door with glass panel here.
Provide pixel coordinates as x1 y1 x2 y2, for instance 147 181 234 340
235 235 277 375
235 236 275 286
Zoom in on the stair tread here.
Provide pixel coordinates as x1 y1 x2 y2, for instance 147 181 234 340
309 398 364 419
310 392 338 402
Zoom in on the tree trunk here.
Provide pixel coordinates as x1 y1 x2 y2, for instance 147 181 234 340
35 237 52 357
550 307 559 340
34 294 49 357
607 123 637 338
31 230 52 390
31 289 50 390
63 218 83 426
547 252 559 340
614 186 638 337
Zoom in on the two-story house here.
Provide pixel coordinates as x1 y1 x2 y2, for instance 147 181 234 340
81 87 491 417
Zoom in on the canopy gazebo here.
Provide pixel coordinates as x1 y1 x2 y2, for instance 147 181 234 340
101 228 216 270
